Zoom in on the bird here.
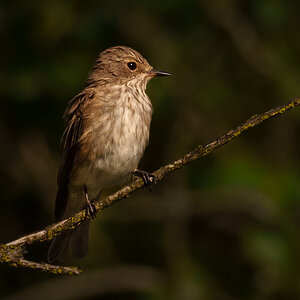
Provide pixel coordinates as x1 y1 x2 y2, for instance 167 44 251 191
47 46 170 263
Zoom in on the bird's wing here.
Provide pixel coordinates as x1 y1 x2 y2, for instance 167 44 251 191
55 91 94 220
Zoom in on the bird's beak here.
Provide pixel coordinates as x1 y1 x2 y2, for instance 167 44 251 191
150 68 171 77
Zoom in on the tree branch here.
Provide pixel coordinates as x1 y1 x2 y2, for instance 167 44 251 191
1 97 299 275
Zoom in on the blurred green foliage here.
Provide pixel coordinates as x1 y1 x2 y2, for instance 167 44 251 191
1 0 300 299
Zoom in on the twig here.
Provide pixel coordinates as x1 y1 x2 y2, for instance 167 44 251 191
1 98 299 275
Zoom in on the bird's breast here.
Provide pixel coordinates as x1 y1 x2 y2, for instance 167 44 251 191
92 89 153 185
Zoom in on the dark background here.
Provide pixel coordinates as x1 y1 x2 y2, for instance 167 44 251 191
1 1 300 299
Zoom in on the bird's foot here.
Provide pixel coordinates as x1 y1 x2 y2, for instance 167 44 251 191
85 201 97 219
84 186 97 219
133 169 156 192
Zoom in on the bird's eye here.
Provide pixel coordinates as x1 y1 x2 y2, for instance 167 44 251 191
127 62 137 71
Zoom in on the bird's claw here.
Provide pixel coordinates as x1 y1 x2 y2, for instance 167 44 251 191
84 186 97 219
133 170 156 192
85 202 97 219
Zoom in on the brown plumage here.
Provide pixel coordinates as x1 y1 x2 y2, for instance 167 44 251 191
48 46 170 262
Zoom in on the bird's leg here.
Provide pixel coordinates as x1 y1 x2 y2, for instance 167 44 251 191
133 169 156 192
84 185 97 219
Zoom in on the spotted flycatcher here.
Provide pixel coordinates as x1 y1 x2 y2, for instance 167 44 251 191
48 46 170 262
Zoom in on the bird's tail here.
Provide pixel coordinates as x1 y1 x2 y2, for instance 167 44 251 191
47 219 90 263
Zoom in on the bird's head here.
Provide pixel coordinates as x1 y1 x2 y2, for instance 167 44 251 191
87 46 170 87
